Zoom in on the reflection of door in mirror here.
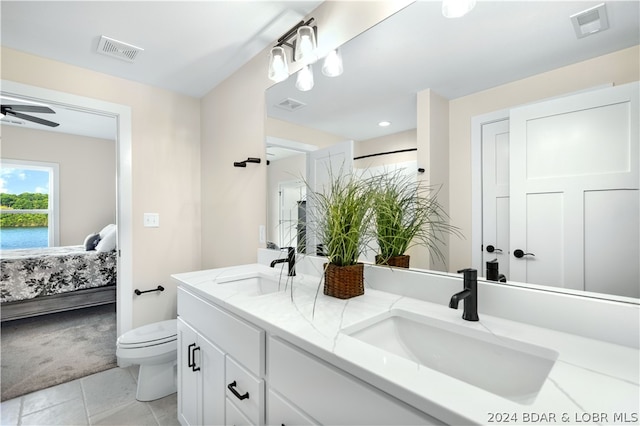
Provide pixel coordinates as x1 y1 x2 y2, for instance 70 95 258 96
277 180 305 250
480 83 639 298
266 145 308 250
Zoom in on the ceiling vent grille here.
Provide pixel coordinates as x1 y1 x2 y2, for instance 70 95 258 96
97 36 144 63
570 3 609 39
275 98 307 112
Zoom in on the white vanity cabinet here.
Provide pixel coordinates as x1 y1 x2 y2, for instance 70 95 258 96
177 287 266 426
177 285 441 426
267 336 442 426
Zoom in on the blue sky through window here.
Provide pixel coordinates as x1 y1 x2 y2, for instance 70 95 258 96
0 168 50 195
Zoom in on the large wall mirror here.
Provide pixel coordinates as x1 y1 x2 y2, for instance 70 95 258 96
265 1 640 302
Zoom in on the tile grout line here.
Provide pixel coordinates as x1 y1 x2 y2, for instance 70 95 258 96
79 377 91 426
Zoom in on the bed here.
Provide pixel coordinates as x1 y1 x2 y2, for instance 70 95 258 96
0 245 117 322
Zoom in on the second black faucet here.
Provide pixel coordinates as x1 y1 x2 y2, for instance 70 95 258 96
270 246 296 277
449 268 479 321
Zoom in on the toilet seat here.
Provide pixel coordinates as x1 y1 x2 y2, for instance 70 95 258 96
117 319 177 348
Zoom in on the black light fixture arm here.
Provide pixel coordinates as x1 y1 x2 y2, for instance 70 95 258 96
275 18 315 49
234 157 262 168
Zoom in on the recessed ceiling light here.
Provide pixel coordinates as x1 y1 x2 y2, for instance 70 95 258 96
378 121 391 127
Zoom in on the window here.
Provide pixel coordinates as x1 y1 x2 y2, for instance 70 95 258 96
0 159 59 249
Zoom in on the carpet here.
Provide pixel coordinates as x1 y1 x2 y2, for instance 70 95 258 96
1 303 117 401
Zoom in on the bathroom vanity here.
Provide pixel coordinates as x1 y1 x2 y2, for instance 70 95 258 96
172 260 639 425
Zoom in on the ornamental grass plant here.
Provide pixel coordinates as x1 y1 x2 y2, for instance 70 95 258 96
310 170 376 267
372 170 460 266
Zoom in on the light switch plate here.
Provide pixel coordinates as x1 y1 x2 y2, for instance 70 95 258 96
143 213 160 228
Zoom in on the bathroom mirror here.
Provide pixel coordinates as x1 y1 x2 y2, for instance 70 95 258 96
265 1 640 302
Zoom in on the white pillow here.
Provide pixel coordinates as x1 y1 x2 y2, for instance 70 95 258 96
96 228 117 252
99 224 116 239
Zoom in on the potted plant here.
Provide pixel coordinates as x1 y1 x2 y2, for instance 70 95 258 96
308 170 375 299
372 170 458 268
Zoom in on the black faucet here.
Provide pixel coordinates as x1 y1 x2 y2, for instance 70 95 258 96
486 259 506 282
449 268 479 321
270 246 296 277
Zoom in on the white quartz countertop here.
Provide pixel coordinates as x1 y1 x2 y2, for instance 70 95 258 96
172 264 640 425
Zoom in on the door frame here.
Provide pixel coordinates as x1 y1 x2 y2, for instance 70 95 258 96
470 109 509 272
2 80 133 337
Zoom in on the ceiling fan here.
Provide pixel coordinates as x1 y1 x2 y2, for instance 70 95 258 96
1 99 60 128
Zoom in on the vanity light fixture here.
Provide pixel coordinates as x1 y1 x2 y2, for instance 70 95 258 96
322 49 343 77
295 64 315 91
294 25 318 63
268 46 289 83
442 0 476 18
267 18 317 83
378 121 391 127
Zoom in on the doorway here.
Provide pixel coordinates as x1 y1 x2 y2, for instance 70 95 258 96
1 80 133 336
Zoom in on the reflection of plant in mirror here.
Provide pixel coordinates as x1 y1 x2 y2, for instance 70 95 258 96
372 170 461 267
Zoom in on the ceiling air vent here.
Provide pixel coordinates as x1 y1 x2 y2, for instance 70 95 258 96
275 98 307 112
97 36 144 63
570 3 609 39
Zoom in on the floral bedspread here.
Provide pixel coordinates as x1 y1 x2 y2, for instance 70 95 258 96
0 245 116 303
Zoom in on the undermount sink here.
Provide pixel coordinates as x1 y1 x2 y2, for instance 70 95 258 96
214 272 287 295
341 310 558 404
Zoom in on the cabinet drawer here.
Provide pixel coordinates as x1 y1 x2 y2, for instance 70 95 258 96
178 287 265 376
267 389 317 426
268 337 441 425
226 398 253 426
226 356 264 425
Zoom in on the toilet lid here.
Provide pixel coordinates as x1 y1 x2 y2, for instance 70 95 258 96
118 319 177 346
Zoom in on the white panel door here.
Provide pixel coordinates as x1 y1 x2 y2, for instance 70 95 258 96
509 82 639 297
305 140 354 255
481 119 510 279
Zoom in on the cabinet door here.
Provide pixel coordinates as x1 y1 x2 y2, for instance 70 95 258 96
200 333 225 426
267 389 318 426
178 318 226 426
226 397 253 426
177 318 199 426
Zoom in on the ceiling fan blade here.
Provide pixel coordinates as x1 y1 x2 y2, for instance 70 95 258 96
1 104 55 114
5 110 60 127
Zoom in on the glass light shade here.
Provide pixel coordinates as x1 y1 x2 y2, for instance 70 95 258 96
322 49 343 77
442 0 477 18
294 25 317 63
268 46 289 82
295 64 314 91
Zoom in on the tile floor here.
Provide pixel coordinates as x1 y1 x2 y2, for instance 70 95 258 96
1 366 178 426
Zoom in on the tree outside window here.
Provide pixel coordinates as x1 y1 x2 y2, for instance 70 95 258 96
0 160 58 249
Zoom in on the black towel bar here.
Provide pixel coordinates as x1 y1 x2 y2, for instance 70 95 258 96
134 285 164 295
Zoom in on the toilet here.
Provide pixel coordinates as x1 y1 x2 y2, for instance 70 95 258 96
116 319 178 401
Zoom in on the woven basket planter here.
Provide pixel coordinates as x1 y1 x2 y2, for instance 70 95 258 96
375 255 410 269
323 263 364 299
